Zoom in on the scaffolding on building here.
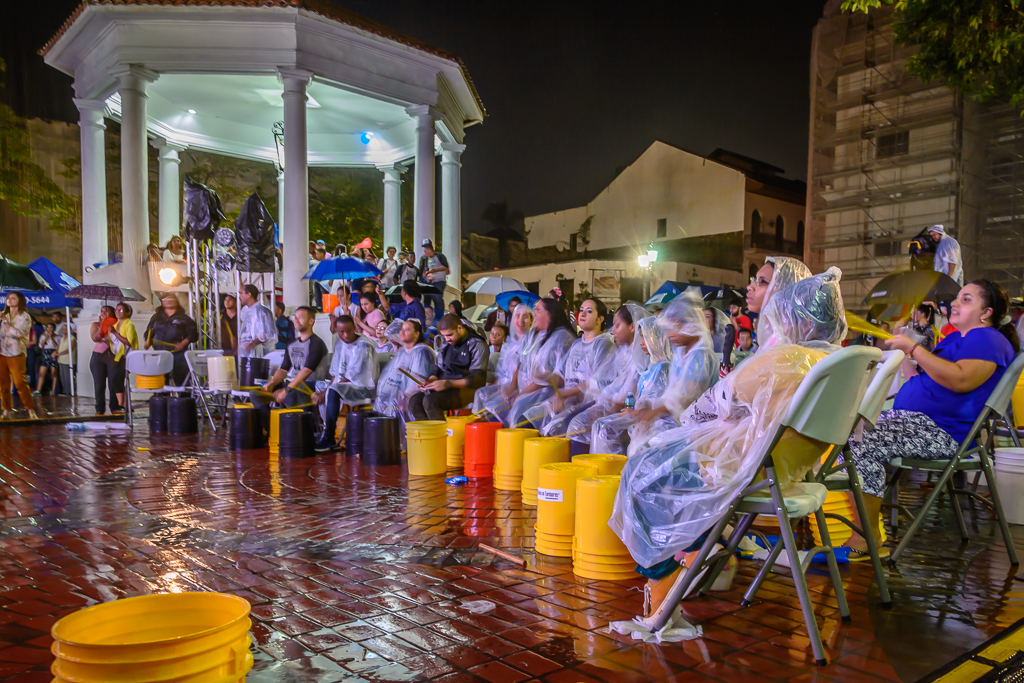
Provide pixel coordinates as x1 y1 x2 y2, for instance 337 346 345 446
807 5 1024 310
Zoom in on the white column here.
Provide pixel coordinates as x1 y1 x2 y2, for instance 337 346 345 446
276 167 285 236
154 138 185 247
378 163 406 253
113 65 158 296
73 98 108 273
439 143 465 289
406 105 438 258
279 68 312 309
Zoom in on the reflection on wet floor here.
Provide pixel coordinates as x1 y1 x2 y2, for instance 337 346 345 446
0 422 1021 682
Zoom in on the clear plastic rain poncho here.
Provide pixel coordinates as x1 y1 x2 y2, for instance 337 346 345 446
473 305 534 418
373 321 437 438
564 304 650 444
316 335 377 405
530 330 617 436
590 315 671 454
755 255 812 351
610 268 848 568
237 301 277 358
505 325 577 429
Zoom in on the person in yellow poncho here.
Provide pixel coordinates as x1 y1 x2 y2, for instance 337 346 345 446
610 268 848 624
108 303 139 412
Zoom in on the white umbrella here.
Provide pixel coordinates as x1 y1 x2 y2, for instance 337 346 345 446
465 275 526 295
462 304 491 324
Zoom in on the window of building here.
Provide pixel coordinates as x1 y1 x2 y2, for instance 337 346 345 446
797 220 805 245
873 240 902 258
569 233 578 252
751 210 761 238
657 218 667 238
525 281 540 295
558 279 574 298
748 263 759 280
876 130 910 159
775 215 785 248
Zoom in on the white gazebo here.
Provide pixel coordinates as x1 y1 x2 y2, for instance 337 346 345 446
43 0 485 311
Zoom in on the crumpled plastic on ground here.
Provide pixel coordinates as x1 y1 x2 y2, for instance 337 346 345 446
609 605 702 643
459 600 496 614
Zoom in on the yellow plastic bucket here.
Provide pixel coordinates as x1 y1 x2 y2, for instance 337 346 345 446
571 454 627 476
809 491 887 547
521 437 570 505
445 415 478 467
1013 374 1024 429
493 429 538 490
136 374 165 390
50 592 252 683
536 463 599 538
268 408 302 454
406 420 448 476
573 475 630 557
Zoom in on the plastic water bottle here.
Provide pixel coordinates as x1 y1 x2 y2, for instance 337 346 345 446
624 392 635 410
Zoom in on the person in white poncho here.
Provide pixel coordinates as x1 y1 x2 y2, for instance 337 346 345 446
373 319 437 446
505 299 577 429
526 299 617 442
473 305 534 421
312 316 377 452
562 303 648 453
610 268 848 622
622 292 718 456
749 255 812 351
237 284 277 358
590 314 672 455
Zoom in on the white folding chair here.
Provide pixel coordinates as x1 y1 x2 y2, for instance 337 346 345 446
124 350 173 427
885 352 1024 565
645 345 880 666
181 349 225 431
799 349 904 607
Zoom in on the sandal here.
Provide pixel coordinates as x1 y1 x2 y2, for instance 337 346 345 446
848 547 890 563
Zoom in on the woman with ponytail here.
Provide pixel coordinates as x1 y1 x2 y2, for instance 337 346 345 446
843 279 1019 560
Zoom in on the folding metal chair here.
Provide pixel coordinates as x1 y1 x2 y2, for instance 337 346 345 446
124 350 173 428
645 345 880 666
885 352 1024 566
181 349 225 431
805 349 904 607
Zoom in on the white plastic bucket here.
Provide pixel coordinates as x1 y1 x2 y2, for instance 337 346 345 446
993 448 1024 524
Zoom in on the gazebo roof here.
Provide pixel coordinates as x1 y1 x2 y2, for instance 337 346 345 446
43 0 485 167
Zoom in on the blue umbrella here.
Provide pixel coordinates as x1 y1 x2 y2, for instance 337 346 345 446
303 256 381 281
495 290 540 310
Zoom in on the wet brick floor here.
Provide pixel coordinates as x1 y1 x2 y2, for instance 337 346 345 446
0 414 1023 682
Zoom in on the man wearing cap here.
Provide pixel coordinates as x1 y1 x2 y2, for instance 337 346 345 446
417 239 449 319
929 225 963 285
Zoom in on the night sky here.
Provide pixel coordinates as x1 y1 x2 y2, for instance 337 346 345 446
2 0 827 236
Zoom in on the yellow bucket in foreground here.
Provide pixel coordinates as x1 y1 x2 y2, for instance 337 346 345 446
445 415 478 467
1013 374 1024 429
493 428 538 491
521 437 570 505
572 454 627 476
406 420 448 476
809 491 887 547
536 462 599 537
50 592 252 683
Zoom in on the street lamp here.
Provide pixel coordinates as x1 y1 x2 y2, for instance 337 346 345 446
638 254 650 268
647 243 659 264
272 121 285 170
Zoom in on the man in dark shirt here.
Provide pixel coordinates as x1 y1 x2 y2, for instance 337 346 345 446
145 293 199 385
274 301 295 349
388 280 426 328
249 306 328 431
409 314 489 420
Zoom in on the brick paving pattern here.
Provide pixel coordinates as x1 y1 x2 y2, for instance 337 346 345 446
0 421 1020 682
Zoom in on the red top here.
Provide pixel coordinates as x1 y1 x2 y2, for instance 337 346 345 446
732 314 752 345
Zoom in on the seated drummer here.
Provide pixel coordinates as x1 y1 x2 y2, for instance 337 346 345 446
249 306 328 431
409 314 489 421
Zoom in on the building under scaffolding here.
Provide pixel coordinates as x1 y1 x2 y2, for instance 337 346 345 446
806 0 1024 311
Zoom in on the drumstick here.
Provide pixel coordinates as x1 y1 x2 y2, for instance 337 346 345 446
398 368 426 387
478 544 526 566
845 312 894 340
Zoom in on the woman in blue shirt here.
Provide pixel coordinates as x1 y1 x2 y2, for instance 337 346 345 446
846 279 1020 560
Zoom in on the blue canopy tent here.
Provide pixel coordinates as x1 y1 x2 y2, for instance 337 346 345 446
644 281 720 308
0 258 83 397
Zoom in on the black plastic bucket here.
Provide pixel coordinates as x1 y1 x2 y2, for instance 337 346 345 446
279 411 315 459
230 404 263 450
363 415 401 466
167 395 198 435
239 357 270 388
149 395 168 433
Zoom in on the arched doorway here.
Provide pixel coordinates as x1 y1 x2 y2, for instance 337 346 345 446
751 210 761 248
797 220 805 246
775 215 785 251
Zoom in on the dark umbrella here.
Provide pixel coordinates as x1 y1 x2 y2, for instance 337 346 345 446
65 283 147 303
384 283 441 303
704 286 748 312
863 270 961 306
0 252 49 291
